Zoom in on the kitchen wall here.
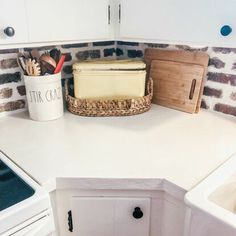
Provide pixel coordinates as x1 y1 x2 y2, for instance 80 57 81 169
0 41 236 117
117 42 236 117
0 41 117 117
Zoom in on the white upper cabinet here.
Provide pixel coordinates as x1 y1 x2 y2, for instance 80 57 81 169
119 0 236 47
25 0 112 43
0 0 28 45
1 0 236 48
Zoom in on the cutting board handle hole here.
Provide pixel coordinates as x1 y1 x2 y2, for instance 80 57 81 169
189 79 196 100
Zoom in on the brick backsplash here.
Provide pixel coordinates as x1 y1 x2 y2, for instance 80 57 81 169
117 42 236 117
0 41 117 117
0 41 236 117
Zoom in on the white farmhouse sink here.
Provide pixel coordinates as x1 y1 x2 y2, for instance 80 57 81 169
209 177 236 214
185 153 236 230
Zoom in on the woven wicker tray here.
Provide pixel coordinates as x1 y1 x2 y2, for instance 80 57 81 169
65 79 153 117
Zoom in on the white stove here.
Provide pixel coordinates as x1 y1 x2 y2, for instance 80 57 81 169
0 151 54 236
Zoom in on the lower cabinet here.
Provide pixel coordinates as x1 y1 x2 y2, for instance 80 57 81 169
54 188 186 236
69 197 150 236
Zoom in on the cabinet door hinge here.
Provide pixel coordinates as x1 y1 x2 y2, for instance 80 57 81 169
68 210 73 232
119 4 121 24
108 5 111 24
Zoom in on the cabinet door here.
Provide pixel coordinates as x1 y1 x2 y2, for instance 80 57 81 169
0 0 28 45
25 0 111 43
119 0 236 47
70 197 150 236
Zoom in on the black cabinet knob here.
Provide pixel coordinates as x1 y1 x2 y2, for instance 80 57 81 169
4 27 15 37
132 207 143 219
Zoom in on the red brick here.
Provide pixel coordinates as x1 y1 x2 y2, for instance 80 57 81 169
200 99 209 109
214 103 236 116
232 63 236 71
0 49 19 54
203 86 222 98
207 72 236 86
17 85 26 96
207 72 230 84
0 58 18 69
0 88 12 99
208 57 225 69
0 72 21 85
176 45 208 51
63 65 72 74
230 76 236 86
0 100 25 112
212 47 236 54
230 92 236 101
64 53 72 62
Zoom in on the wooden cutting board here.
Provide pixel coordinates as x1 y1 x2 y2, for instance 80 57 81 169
150 60 205 113
145 49 209 113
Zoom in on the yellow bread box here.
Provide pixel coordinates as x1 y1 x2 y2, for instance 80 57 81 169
72 60 146 99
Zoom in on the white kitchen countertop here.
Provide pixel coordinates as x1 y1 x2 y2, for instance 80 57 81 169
0 105 235 192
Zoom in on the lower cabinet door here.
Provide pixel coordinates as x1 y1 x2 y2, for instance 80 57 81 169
70 197 151 236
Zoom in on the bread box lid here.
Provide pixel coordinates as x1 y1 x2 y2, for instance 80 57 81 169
73 60 146 71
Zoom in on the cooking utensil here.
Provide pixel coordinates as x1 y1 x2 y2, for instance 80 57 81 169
50 49 61 64
29 49 40 60
150 60 204 113
144 49 209 113
25 58 41 76
40 60 55 75
40 54 57 69
54 54 65 74
17 53 27 74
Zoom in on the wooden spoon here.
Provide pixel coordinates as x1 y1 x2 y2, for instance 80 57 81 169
40 60 55 75
17 53 27 75
40 54 57 69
